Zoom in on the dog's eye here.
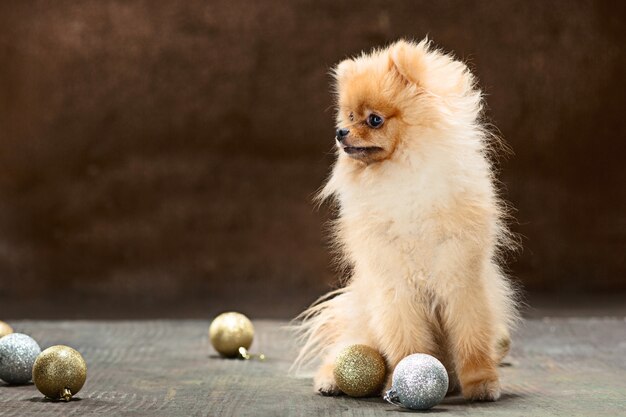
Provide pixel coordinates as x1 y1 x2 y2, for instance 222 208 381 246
367 114 384 128
349 112 354 122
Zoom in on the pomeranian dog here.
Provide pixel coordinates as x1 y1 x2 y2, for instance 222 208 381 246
295 38 519 402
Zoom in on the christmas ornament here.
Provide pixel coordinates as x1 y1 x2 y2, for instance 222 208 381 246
32 345 87 401
209 312 254 358
237 347 265 361
333 344 386 397
0 321 13 338
0 333 41 384
384 353 448 410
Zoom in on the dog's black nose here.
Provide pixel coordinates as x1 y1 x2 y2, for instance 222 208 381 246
336 128 350 141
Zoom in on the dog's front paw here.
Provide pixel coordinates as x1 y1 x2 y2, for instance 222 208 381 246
314 363 342 396
462 376 501 402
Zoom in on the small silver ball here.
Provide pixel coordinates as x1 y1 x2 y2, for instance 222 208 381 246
385 353 448 410
0 333 42 384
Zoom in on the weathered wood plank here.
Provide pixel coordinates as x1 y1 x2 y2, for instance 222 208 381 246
0 319 624 416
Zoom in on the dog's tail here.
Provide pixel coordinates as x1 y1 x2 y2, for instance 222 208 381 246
289 287 348 373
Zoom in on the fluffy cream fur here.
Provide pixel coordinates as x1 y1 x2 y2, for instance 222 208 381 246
294 38 519 402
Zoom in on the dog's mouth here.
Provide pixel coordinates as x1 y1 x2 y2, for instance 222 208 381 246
342 146 384 155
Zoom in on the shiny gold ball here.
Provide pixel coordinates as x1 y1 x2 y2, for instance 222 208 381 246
32 345 87 401
334 344 387 397
0 321 13 338
209 312 254 358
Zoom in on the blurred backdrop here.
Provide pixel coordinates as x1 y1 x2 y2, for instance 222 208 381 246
0 0 624 318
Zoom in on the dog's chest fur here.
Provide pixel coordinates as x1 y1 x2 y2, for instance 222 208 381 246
336 158 457 291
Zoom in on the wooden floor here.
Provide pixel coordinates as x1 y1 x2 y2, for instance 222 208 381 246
0 318 624 416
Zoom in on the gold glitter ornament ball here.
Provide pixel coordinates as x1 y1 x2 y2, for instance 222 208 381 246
0 321 13 338
334 344 386 397
32 345 87 401
209 312 254 357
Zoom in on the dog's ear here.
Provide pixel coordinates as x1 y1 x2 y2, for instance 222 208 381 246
389 38 474 96
333 59 356 84
388 39 424 86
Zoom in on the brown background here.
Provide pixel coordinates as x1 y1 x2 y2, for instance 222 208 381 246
0 0 624 318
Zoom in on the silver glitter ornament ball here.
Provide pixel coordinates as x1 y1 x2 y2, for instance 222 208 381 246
384 353 449 410
0 333 42 384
